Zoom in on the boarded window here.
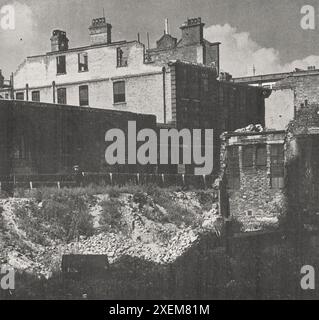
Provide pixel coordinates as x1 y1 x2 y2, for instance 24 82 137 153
31 91 40 102
256 145 267 167
116 47 128 67
113 81 126 103
242 145 254 168
57 56 66 74
270 144 284 188
16 92 24 100
79 85 89 106
57 88 67 104
78 53 88 72
227 146 240 189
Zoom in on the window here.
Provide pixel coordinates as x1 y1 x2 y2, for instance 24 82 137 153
116 47 128 67
57 88 67 104
256 145 267 167
57 55 66 74
113 81 126 104
78 53 88 72
270 144 284 189
31 91 40 102
5 93 9 99
16 92 24 100
242 145 254 168
227 146 240 189
79 85 89 106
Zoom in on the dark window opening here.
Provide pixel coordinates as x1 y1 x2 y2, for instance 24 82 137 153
78 53 88 72
270 144 284 189
116 47 128 67
113 81 126 104
57 56 66 74
227 146 240 189
57 88 67 104
242 145 254 168
256 145 267 167
31 91 40 102
16 92 24 100
79 85 89 106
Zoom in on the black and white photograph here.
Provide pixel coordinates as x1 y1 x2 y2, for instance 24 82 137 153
0 0 319 307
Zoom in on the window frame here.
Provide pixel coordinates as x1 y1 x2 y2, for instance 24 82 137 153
79 85 89 106
270 144 285 189
56 55 66 75
116 47 128 68
242 145 254 169
16 92 25 101
256 144 267 168
113 81 126 104
78 52 89 72
31 90 40 102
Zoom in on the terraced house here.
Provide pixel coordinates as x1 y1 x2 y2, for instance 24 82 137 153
0 17 222 125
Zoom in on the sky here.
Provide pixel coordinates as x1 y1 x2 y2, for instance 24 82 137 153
1 0 319 78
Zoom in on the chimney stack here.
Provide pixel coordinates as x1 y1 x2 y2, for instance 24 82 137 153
50 30 69 52
179 17 205 46
89 17 112 45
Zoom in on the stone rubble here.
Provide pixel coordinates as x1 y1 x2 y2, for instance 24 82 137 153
0 191 221 278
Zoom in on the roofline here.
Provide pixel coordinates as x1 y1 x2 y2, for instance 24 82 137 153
0 99 156 119
27 40 141 59
224 130 286 137
233 69 319 84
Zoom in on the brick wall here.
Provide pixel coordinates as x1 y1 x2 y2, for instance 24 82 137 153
222 132 286 230
169 61 266 174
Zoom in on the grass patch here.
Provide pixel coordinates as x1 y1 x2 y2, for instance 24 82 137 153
12 193 95 244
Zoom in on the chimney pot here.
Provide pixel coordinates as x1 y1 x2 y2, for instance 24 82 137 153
89 17 112 45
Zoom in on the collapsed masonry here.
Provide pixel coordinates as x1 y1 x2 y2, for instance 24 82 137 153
218 104 319 231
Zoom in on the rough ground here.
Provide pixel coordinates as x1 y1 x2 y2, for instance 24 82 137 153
0 191 222 278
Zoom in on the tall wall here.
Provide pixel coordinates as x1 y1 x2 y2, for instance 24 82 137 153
169 61 266 174
0 100 156 176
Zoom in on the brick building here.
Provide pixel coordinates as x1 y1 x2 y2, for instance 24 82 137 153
220 105 319 230
146 17 220 70
0 17 221 125
169 61 268 173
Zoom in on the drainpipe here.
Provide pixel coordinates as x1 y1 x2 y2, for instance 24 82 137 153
52 81 56 103
162 66 166 124
26 83 29 101
10 73 14 99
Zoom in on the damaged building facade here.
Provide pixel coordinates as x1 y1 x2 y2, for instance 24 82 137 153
220 105 319 231
233 67 319 131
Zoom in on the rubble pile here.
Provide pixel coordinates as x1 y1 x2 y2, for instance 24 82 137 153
0 191 221 278
235 124 264 133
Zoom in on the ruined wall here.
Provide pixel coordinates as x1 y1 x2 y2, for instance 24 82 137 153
223 132 286 231
265 88 295 130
